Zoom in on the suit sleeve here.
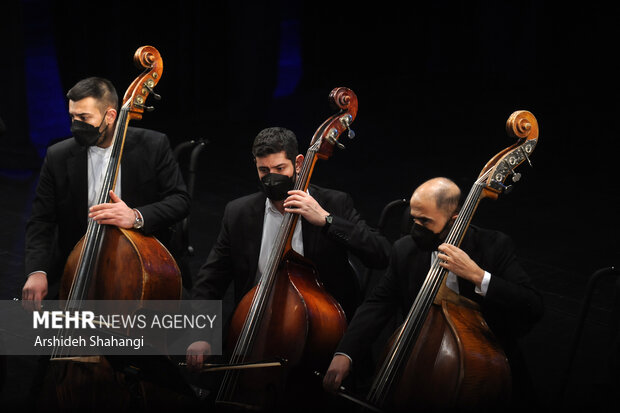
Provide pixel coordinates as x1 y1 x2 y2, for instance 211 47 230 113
335 246 402 363
137 135 191 235
482 232 544 337
24 150 57 276
323 192 390 269
191 203 234 301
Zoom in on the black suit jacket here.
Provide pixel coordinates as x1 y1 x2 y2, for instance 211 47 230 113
191 185 391 320
336 225 544 368
24 127 191 293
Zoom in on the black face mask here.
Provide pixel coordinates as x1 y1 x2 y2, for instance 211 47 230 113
260 172 296 201
410 218 453 252
71 117 106 147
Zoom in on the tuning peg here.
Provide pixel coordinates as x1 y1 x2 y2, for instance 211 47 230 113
523 150 533 167
518 146 533 167
144 84 161 100
336 142 345 150
506 160 521 182
136 104 155 112
498 182 513 194
338 114 355 139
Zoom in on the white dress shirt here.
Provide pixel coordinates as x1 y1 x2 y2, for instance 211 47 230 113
87 145 121 208
256 197 304 283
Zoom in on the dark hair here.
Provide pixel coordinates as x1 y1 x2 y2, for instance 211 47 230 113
66 77 119 111
251 127 299 163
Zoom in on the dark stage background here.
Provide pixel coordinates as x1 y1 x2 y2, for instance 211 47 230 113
1 0 619 411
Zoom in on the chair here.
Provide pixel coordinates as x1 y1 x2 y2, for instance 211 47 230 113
171 138 209 292
560 266 620 409
349 198 410 299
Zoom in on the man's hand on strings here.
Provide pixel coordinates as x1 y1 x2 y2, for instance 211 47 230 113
283 190 330 226
437 243 485 287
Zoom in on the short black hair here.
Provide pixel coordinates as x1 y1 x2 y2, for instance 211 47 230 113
251 127 299 163
66 77 119 111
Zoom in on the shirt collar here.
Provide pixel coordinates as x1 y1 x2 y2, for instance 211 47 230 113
265 197 280 215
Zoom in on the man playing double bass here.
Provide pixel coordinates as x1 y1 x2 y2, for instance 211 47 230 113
323 177 544 410
186 126 391 366
21 76 191 308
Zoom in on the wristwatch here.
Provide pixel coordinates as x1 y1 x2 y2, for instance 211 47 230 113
324 214 333 229
132 209 144 229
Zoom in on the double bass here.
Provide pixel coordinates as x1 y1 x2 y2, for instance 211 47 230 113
365 110 539 412
59 45 180 304
48 46 182 410
215 88 358 411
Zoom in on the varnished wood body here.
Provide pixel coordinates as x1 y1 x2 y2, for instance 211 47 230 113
383 299 511 412
47 357 130 412
61 226 181 301
48 356 195 413
50 227 181 411
59 226 181 357
221 251 347 410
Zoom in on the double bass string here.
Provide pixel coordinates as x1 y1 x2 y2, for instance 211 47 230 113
65 104 128 305
51 103 130 360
